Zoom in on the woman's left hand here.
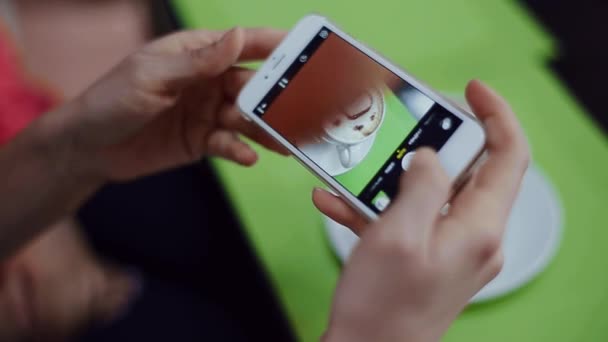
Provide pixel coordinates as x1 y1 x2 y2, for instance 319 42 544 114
59 27 285 181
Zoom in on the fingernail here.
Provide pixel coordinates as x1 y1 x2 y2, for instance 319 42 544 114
239 148 258 166
190 27 238 59
221 26 239 41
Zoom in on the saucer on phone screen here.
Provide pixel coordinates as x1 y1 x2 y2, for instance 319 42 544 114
299 135 376 176
324 164 563 303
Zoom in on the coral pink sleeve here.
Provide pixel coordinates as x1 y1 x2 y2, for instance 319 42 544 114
0 26 55 146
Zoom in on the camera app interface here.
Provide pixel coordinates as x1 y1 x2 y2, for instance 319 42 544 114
254 28 462 214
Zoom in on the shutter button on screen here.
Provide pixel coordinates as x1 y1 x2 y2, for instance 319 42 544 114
401 151 416 171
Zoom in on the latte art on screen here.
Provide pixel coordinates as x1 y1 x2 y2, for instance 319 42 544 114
324 90 384 144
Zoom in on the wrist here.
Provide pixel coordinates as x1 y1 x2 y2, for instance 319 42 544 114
322 317 441 342
29 99 107 190
323 326 416 342
0 99 106 258
322 326 364 342
322 320 380 342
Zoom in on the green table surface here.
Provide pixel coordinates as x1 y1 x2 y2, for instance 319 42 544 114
172 1 608 341
174 0 554 65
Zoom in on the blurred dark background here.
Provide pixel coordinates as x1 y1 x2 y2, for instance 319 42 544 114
521 0 608 132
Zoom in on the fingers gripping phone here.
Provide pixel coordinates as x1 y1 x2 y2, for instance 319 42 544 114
238 15 486 220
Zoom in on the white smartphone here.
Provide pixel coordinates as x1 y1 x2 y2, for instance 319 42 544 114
238 14 486 220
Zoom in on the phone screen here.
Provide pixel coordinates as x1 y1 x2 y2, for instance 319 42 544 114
254 27 463 214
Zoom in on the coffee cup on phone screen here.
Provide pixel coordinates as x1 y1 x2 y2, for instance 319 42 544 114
322 89 385 168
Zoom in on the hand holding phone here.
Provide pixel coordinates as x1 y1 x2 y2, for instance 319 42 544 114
237 16 529 341
322 80 529 342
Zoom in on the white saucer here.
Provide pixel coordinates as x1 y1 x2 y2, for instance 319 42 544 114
299 135 376 176
324 164 563 303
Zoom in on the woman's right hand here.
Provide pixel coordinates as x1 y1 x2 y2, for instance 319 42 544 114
317 80 530 342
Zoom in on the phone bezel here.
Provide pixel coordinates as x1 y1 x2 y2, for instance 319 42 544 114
237 14 486 221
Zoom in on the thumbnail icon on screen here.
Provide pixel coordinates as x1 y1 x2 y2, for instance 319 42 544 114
372 191 391 212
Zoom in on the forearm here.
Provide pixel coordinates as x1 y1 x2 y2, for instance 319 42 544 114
0 101 103 259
